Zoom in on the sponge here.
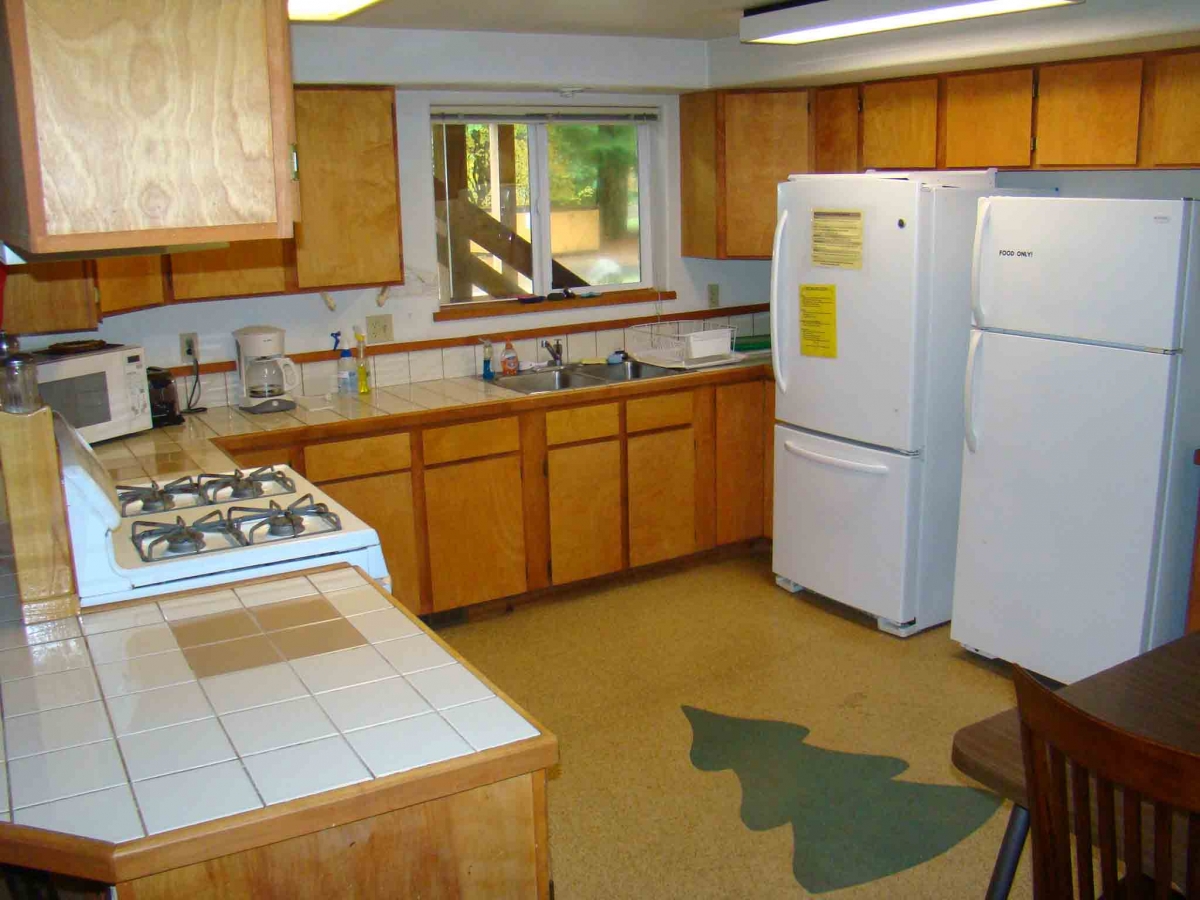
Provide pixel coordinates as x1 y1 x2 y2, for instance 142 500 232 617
578 357 608 365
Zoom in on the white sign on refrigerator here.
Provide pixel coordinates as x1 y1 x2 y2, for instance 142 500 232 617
811 209 863 269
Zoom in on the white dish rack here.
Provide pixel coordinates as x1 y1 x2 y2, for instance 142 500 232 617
624 322 744 369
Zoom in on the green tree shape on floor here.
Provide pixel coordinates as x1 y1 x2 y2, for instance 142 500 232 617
683 706 1000 894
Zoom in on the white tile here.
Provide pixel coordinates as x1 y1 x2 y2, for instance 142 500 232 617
85 623 179 665
118 717 236 782
106 681 214 736
441 346 475 378
95 650 195 698
289 645 396 695
158 590 242 622
346 714 472 777
243 736 370 805
1 667 100 718
316 676 432 733
235 577 319 608
565 332 598 362
200 372 231 408
5 701 112 759
134 760 262 835
405 664 494 710
80 604 164 636
510 339 538 370
372 352 410 387
10 740 126 808
595 329 625 356
323 585 392 617
201 662 308 715
707 315 730 326
374 634 456 674
536 335 567 364
728 314 754 340
753 311 771 336
348 607 422 644
14 785 144 843
221 697 336 756
0 638 90 682
442 697 539 751
0 618 81 652
407 349 443 383
301 360 338 397
308 568 368 594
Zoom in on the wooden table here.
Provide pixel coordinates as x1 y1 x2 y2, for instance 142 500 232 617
951 631 1200 899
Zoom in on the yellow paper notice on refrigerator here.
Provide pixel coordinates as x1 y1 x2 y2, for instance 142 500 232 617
800 284 837 358
811 209 863 269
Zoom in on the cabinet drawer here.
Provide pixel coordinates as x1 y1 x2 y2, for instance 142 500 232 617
305 433 411 482
424 417 520 465
626 392 693 433
546 403 619 446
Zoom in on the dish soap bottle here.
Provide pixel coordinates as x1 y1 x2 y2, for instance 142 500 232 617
500 341 519 376
481 339 495 381
353 327 371 395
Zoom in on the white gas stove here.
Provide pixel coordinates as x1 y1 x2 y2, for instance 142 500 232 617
55 419 389 607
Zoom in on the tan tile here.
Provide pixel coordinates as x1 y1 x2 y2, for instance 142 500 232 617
169 610 261 648
267 619 367 661
181 634 282 678
252 596 340 633
106 463 150 481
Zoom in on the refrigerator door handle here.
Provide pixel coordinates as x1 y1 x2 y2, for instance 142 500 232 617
964 329 983 453
784 441 889 475
770 209 789 394
971 198 992 328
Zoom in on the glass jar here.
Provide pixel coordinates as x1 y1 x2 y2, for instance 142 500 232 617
1 354 42 414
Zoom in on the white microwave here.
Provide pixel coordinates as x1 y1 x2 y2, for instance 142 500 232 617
34 344 152 443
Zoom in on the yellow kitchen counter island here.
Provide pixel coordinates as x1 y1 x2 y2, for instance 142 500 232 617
0 564 557 899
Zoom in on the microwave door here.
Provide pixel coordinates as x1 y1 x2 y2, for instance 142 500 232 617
38 371 115 435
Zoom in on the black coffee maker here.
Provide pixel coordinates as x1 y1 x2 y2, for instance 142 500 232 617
146 367 184 428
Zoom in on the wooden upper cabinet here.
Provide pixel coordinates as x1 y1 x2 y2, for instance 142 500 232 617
1036 58 1143 166
680 89 808 259
95 256 167 316
0 0 297 255
862 79 937 169
169 240 290 302
944 69 1033 168
3 262 96 334
813 86 860 173
1145 50 1200 166
294 87 404 289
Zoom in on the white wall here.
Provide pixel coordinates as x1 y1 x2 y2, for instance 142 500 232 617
997 170 1200 200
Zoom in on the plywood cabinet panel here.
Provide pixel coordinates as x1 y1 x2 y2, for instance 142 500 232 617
715 382 765 544
548 441 623 584
95 256 167 316
813 86 860 173
2 261 95 334
1145 51 1200 166
545 403 619 446
862 79 938 170
626 392 692 433
679 91 720 259
424 417 519 465
168 240 290 301
628 427 695 567
1036 58 1143 166
425 455 527 611
944 69 1033 168
305 433 411 483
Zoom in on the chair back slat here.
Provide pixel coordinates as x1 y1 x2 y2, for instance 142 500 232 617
1098 781 1120 899
1153 804 1173 900
1071 763 1095 900
1049 745 1076 897
1127 788 1145 897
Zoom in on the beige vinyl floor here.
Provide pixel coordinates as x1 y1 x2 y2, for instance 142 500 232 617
438 549 1034 900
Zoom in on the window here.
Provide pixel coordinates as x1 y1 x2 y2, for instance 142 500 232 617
431 108 656 304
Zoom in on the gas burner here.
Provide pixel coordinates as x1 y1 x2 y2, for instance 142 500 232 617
198 466 297 504
131 510 247 562
229 494 342 545
116 476 202 517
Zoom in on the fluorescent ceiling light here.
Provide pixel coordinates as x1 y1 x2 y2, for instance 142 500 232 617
288 0 383 21
741 0 1084 45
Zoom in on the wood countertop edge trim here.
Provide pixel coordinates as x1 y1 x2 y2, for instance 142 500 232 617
213 362 771 455
430 288 678 322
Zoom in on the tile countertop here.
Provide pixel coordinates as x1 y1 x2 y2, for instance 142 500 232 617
0 565 548 845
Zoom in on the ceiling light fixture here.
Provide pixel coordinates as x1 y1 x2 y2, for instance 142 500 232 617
740 0 1084 45
287 0 384 22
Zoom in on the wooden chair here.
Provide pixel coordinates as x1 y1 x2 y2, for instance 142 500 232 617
1012 665 1200 899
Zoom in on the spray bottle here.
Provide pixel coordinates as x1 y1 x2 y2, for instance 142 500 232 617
481 338 494 381
353 326 370 395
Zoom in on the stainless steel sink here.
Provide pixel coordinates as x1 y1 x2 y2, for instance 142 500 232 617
493 367 607 394
579 360 679 383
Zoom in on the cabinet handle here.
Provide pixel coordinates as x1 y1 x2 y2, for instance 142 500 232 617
784 441 888 475
291 144 300 181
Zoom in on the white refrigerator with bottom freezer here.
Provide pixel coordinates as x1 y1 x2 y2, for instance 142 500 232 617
951 196 1200 684
770 172 996 636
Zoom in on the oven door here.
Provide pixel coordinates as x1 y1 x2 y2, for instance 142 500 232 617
37 352 150 443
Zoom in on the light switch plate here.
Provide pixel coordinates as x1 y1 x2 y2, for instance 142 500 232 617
706 284 720 309
366 315 394 344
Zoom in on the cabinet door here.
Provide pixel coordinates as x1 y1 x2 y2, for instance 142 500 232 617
813 86 860 173
679 91 719 259
1035 58 1143 166
862 79 938 169
723 91 809 258
294 87 403 289
169 240 289 301
944 69 1033 168
715 382 765 545
425 455 527 611
96 256 167 316
2 261 96 334
1146 51 1200 166
322 472 421 613
548 440 623 584
628 428 695 567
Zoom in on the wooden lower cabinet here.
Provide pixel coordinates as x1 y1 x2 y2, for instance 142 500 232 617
715 382 765 544
548 440 623 585
425 455 527 611
321 472 421 613
627 427 696 567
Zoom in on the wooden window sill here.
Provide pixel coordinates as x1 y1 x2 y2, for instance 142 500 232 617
431 288 677 322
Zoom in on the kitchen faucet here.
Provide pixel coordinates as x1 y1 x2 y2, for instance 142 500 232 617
542 339 563 366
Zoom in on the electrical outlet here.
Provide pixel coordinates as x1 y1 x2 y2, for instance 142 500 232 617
366 314 394 344
706 283 720 309
179 333 199 364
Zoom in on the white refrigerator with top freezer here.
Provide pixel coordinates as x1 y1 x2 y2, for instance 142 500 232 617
951 196 1200 684
770 172 996 636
